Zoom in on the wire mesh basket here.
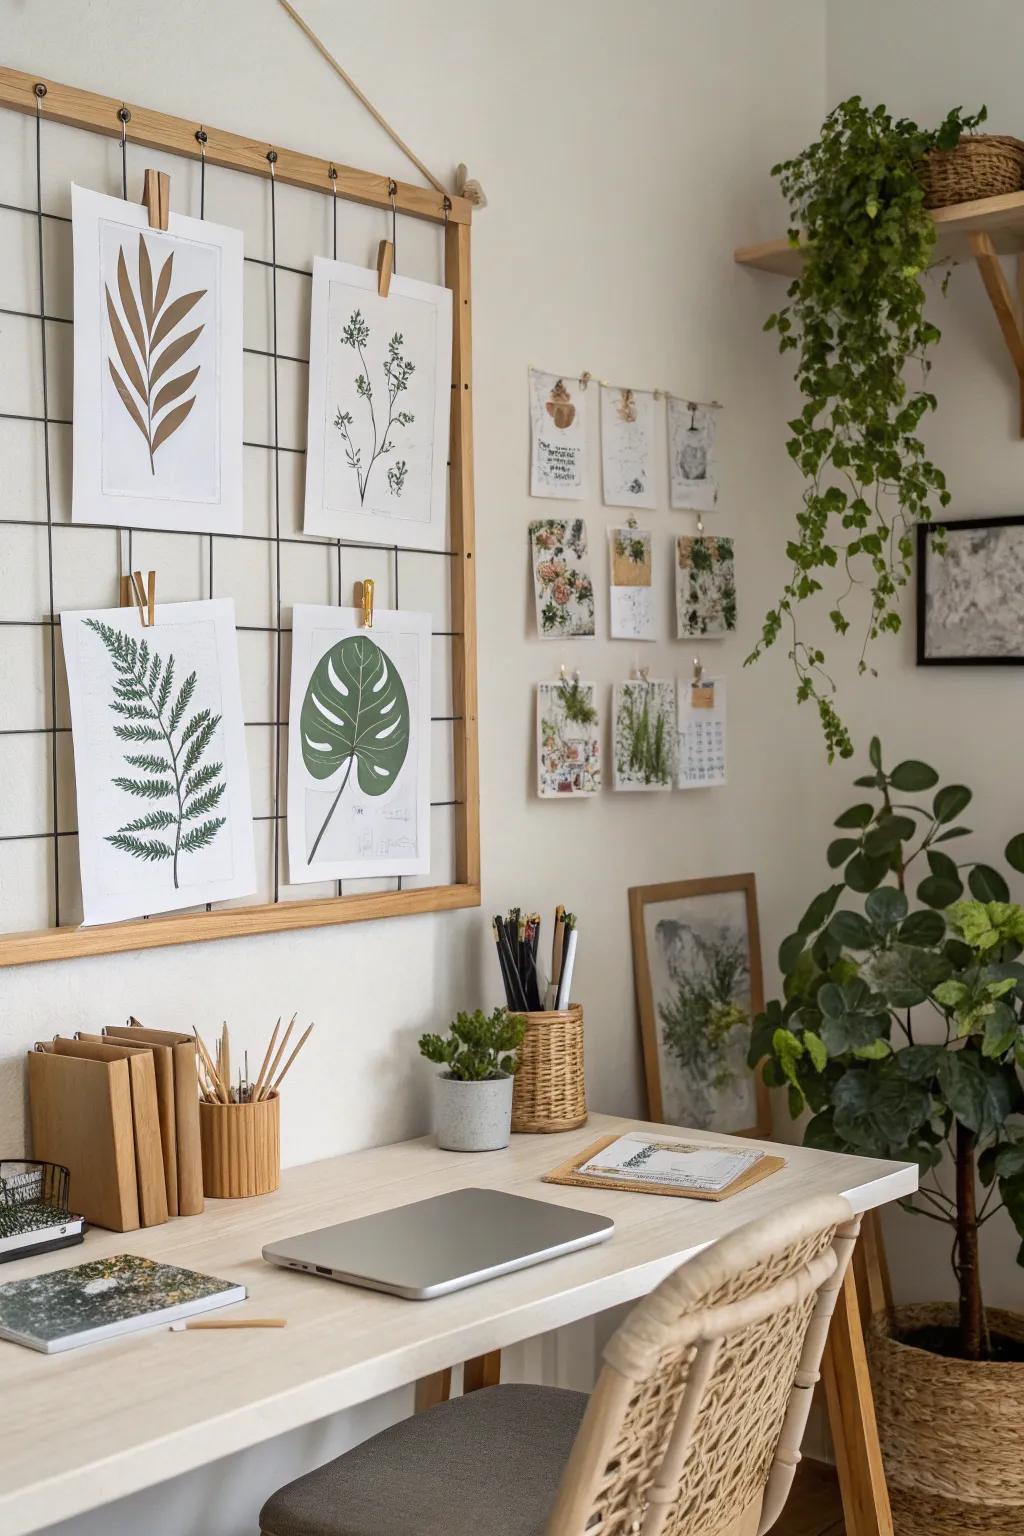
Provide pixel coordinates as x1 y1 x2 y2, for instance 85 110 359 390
0 1159 72 1240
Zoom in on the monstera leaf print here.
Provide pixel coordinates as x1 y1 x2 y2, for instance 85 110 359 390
300 634 410 861
106 234 205 474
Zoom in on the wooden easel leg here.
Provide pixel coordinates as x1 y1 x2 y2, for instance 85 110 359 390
821 1262 894 1536
463 1350 501 1392
852 1208 893 1324
414 1368 452 1412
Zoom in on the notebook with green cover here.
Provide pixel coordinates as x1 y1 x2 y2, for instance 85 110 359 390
0 1253 245 1353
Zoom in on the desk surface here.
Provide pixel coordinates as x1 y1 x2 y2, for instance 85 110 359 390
0 1114 916 1535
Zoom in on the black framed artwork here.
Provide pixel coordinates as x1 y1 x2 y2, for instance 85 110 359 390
917 515 1024 666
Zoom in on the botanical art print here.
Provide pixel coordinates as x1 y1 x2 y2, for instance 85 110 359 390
676 535 737 638
537 679 601 797
667 397 720 513
609 525 655 642
61 599 256 925
287 605 431 883
529 519 596 638
612 678 676 791
529 369 591 500
303 258 452 551
601 385 657 509
676 675 727 789
71 184 243 535
917 517 1024 664
630 878 765 1134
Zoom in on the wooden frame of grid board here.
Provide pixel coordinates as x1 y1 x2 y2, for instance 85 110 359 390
0 64 480 967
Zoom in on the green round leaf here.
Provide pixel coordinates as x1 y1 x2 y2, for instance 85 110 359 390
968 864 1011 904
834 803 874 830
797 884 843 936
898 909 946 946
933 784 972 825
868 737 883 770
865 887 909 932
1005 834 1024 874
844 851 889 894
889 760 939 792
827 837 860 869
778 931 806 975
817 982 845 1018
828 909 876 949
864 816 916 858
926 849 959 883
934 826 972 843
917 874 963 909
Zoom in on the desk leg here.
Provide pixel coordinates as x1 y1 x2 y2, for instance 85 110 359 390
463 1351 501 1392
414 1369 452 1412
821 1259 894 1536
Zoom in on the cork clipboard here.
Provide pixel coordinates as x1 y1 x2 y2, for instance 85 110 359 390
542 1134 786 1202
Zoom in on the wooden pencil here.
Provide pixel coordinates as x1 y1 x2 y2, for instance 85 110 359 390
257 1013 296 1101
252 1017 281 1103
269 1022 315 1094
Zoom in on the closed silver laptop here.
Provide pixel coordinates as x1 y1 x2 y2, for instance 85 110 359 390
262 1187 614 1299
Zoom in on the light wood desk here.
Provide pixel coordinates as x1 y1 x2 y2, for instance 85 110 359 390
0 1115 916 1536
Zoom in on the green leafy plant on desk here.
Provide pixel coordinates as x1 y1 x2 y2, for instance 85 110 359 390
419 1009 525 1081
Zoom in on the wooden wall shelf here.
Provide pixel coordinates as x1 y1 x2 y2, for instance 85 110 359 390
735 188 1024 434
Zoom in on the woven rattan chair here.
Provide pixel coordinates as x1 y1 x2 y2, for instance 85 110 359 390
260 1194 856 1536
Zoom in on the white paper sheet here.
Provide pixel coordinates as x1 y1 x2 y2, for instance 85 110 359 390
675 535 737 638
303 258 452 550
287 605 431 883
612 678 676 790
529 369 591 500
529 518 596 638
71 184 243 534
676 675 727 788
609 525 656 641
668 397 721 513
61 599 256 924
536 680 601 797
601 385 657 509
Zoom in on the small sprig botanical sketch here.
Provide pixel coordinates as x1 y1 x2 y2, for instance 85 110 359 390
333 310 415 506
85 620 226 888
105 234 205 475
529 518 596 637
676 535 737 638
601 384 656 509
537 679 601 796
613 679 676 790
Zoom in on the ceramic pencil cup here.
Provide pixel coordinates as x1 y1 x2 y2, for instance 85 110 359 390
199 1092 281 1198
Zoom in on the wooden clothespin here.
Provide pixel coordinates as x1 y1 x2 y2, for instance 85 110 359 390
356 577 375 628
376 240 393 297
696 512 705 536
692 654 704 686
143 168 170 231
579 371 592 390
121 570 156 627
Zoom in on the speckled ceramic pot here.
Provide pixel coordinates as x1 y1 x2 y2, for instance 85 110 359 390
433 1071 514 1152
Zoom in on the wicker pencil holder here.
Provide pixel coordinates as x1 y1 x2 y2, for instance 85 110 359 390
918 134 1024 209
511 1004 587 1134
199 1092 280 1198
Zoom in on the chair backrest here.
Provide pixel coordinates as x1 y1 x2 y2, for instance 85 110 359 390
545 1194 857 1536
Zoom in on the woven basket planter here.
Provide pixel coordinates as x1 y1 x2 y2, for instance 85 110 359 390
918 135 1024 209
867 1303 1024 1535
511 1005 587 1133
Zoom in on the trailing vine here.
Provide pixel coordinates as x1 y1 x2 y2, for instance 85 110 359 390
748 98 986 760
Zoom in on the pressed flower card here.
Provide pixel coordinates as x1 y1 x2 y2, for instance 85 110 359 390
303 257 452 550
601 385 656 509
609 525 655 641
287 605 431 883
61 598 256 925
676 535 737 638
612 678 676 791
71 184 244 534
537 679 601 797
529 369 591 500
529 518 596 638
668 398 721 513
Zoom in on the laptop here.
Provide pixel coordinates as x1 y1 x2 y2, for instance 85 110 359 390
262 1187 614 1299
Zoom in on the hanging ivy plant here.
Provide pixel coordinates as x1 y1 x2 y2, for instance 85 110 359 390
748 97 986 761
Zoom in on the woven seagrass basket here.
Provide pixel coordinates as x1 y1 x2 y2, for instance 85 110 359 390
867 1303 1024 1535
918 134 1024 209
511 1004 587 1133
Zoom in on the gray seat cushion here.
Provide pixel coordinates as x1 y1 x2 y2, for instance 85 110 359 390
260 1383 589 1536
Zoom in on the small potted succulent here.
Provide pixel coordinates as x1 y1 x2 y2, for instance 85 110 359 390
419 1008 525 1152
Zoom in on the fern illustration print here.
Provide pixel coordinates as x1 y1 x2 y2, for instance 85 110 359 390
85 620 226 889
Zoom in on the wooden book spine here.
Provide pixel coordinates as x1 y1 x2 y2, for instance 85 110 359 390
27 1052 140 1231
100 1029 179 1215
173 1041 204 1216
77 1035 171 1224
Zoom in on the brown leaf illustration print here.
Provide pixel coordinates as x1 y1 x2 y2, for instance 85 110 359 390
105 235 205 474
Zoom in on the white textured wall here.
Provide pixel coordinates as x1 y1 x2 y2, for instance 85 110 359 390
0 2 830 1531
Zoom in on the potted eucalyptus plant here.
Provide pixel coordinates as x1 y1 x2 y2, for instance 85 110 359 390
752 739 1024 1534
419 1008 525 1153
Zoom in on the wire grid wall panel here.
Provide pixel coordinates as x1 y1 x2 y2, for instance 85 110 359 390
0 70 480 965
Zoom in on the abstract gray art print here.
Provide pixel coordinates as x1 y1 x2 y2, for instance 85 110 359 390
918 518 1024 664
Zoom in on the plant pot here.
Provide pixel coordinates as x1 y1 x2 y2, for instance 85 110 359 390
432 1071 514 1153
867 1303 1024 1535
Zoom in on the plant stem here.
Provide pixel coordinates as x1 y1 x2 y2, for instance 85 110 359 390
955 1118 984 1360
309 756 354 862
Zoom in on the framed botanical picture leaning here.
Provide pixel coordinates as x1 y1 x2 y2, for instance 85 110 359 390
628 874 769 1137
917 515 1024 665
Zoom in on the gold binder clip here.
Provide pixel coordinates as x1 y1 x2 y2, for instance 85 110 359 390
121 570 156 627
360 578 375 628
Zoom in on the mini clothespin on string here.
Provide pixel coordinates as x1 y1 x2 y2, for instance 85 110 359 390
697 512 705 536
356 578 375 628
142 168 170 231
692 654 704 686
121 570 157 627
559 663 580 685
635 664 651 683
377 181 396 296
625 513 639 529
